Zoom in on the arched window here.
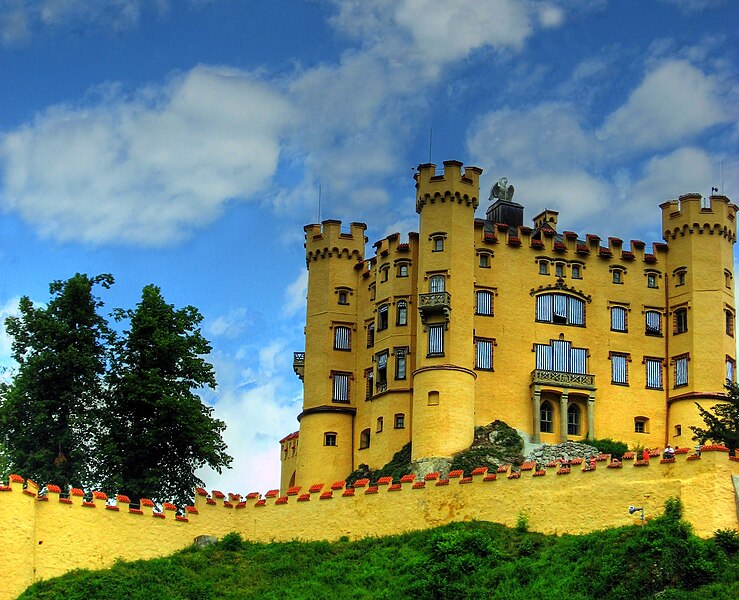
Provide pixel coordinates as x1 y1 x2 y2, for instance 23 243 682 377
359 428 370 449
367 323 375 347
567 404 581 436
397 300 408 326
429 275 445 293
645 310 662 335
376 417 383 433
540 401 553 433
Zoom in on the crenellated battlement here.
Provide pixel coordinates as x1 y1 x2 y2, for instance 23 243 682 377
415 160 482 214
660 193 737 242
304 220 367 265
1 448 737 600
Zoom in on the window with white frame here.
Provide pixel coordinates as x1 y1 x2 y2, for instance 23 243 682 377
611 353 629 385
610 306 627 332
476 290 493 316
428 324 444 356
377 351 388 386
674 355 688 387
397 263 409 278
332 372 351 403
475 338 494 370
334 325 351 350
645 310 662 335
430 232 446 252
645 358 663 389
324 432 337 446
534 339 587 374
395 347 407 379
429 274 445 293
396 300 408 326
377 304 389 330
535 293 585 326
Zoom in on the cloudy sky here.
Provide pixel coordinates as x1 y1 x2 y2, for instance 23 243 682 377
0 0 737 495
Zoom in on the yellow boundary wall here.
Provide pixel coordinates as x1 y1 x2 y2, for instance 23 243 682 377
1 449 738 600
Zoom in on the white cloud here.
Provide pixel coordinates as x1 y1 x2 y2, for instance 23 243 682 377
197 348 302 495
283 270 307 318
1 66 295 245
597 60 728 152
207 308 249 340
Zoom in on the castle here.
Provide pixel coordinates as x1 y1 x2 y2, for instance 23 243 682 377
281 160 737 490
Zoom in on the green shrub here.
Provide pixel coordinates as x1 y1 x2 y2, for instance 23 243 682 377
713 528 739 555
587 437 628 458
218 532 243 551
515 512 529 533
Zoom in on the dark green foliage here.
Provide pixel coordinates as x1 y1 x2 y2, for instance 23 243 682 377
691 382 739 455
0 276 231 505
102 285 232 506
0 274 113 489
587 437 628 459
18 504 739 600
713 529 739 555
450 420 524 476
345 442 412 486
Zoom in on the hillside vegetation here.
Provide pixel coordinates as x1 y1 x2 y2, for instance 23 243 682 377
19 500 739 600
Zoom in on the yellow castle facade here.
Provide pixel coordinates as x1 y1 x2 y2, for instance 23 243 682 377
281 160 737 491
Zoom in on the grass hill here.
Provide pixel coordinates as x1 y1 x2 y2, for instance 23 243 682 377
19 500 739 600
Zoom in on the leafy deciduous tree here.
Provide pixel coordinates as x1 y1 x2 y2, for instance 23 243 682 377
691 382 739 455
103 284 232 505
0 273 113 488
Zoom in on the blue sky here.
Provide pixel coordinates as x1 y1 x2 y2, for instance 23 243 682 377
0 0 737 495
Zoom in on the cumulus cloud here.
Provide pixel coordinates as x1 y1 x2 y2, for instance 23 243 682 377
207 307 249 340
596 60 728 152
1 66 295 245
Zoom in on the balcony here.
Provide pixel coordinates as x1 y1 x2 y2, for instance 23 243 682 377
418 291 451 324
293 352 305 381
531 369 595 390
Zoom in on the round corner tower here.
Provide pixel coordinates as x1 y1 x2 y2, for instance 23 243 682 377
411 160 482 461
296 220 367 488
660 192 737 444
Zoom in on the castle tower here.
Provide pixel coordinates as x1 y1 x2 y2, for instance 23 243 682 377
660 193 737 445
411 161 482 462
295 220 367 488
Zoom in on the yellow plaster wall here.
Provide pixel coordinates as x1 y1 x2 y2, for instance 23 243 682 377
3 451 738 600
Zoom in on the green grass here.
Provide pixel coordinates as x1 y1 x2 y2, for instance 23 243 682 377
19 506 739 600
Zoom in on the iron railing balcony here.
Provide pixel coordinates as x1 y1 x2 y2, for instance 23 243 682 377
293 352 305 381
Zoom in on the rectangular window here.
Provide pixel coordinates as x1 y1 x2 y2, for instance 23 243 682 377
334 326 351 350
726 357 735 383
367 323 375 347
428 324 444 356
539 261 549 275
536 293 584 326
365 368 373 400
475 338 494 370
324 432 337 446
610 306 627 332
635 420 646 434
395 348 407 379
674 308 688 334
377 352 388 387
645 358 662 389
377 304 389 331
726 310 734 337
571 264 582 279
555 263 564 277
611 353 628 385
645 310 662 335
674 355 688 387
476 290 493 316
394 413 405 429
534 341 586 375
332 372 350 403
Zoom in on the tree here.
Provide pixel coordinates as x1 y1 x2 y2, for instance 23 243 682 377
0 274 113 488
102 285 232 506
691 382 739 455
